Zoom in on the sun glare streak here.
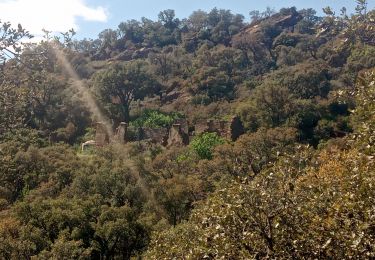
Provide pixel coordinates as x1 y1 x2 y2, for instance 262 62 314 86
52 45 114 137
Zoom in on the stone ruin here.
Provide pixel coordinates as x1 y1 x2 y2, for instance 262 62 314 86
94 116 244 147
114 122 127 144
194 117 244 141
95 122 110 146
168 123 189 147
140 127 169 146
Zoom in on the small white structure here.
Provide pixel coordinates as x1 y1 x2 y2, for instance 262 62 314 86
81 140 96 152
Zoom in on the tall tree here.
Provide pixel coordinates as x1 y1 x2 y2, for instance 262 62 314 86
94 61 159 122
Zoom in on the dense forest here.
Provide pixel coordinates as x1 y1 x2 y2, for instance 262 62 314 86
0 0 374 258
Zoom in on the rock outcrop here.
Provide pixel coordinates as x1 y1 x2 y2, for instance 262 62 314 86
233 9 302 43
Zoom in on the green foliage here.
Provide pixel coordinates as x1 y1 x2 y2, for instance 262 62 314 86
0 21 32 65
0 79 27 136
249 7 276 23
202 127 298 178
350 68 375 154
94 60 159 122
0 141 80 204
190 94 212 105
1 41 91 142
237 82 296 130
1 4 375 259
190 132 225 160
344 45 375 83
269 60 332 99
147 141 375 258
131 109 183 128
296 8 320 34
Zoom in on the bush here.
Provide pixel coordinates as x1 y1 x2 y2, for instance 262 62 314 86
190 132 224 160
131 110 183 128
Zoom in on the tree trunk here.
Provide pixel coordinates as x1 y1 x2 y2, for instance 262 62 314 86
122 104 130 123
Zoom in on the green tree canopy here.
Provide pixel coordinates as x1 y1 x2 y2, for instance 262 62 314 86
94 61 159 122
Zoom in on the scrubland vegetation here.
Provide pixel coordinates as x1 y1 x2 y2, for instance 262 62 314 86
0 1 375 258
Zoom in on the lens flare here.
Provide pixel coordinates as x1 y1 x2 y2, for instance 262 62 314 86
52 44 113 137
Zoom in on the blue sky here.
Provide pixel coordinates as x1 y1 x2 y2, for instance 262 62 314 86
0 0 374 40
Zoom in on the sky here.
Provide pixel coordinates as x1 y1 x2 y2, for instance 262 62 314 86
0 0 374 40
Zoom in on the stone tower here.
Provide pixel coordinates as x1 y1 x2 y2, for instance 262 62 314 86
95 122 110 146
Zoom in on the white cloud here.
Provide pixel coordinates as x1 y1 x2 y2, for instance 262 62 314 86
0 0 107 36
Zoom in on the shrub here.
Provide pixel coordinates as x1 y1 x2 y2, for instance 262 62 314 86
131 110 183 128
190 132 224 160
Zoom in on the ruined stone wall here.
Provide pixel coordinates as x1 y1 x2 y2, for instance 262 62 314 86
95 122 110 146
140 127 169 145
113 125 168 144
193 117 244 141
114 122 127 144
125 126 139 142
195 119 210 136
95 117 244 147
195 119 230 138
173 118 189 135
167 124 189 147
